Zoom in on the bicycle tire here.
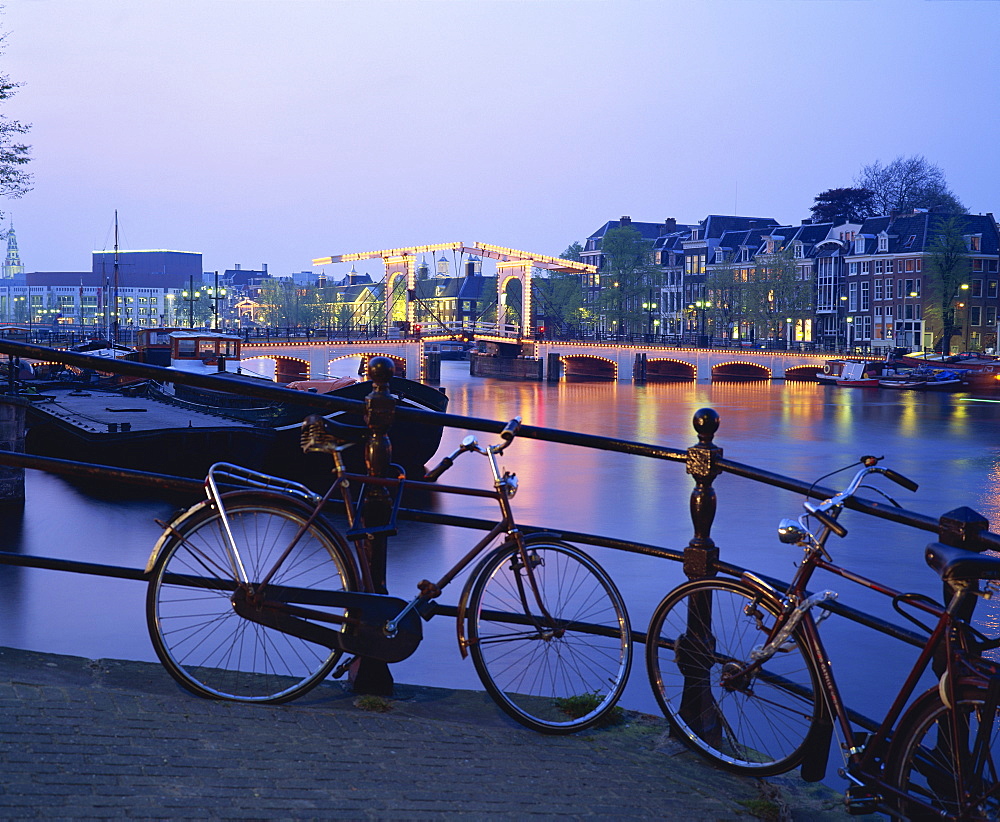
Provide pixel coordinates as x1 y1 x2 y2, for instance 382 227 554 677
467 540 632 734
147 490 357 704
646 577 823 775
885 684 1000 820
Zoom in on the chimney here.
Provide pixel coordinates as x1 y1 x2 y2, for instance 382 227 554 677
262 263 268 273
664 218 676 232
620 215 631 224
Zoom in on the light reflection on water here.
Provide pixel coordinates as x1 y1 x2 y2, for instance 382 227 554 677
3 361 1000 733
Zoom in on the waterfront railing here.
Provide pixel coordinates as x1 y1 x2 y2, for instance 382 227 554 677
0 338 997 734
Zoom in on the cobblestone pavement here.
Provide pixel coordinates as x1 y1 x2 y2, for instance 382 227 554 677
1 646 860 820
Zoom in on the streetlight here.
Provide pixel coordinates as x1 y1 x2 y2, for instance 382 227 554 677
181 276 201 329
786 317 793 349
694 299 711 346
845 316 854 350
959 283 970 353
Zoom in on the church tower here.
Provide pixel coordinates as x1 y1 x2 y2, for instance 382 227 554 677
3 222 24 279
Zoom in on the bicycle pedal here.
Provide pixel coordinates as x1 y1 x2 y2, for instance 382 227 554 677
332 655 357 679
844 786 880 815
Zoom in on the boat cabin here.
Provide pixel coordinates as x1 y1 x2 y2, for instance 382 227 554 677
164 330 242 374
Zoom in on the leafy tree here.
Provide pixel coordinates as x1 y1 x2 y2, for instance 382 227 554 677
596 225 657 335
856 155 965 216
532 271 582 336
924 216 972 355
745 247 813 340
0 27 32 218
705 252 749 340
809 187 873 223
560 241 583 262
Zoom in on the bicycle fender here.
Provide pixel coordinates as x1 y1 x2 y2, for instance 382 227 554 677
454 535 575 659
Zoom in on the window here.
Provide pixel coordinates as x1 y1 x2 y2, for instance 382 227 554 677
861 281 870 311
794 243 804 259
970 236 981 252
974 259 984 272
878 234 888 252
915 259 922 272
849 281 857 311
874 279 883 301
905 259 915 272
855 237 865 253
989 280 998 299
988 306 997 326
862 261 870 274
972 280 983 297
715 248 726 263
971 306 982 326
849 262 858 276
885 278 894 299
875 260 883 274
885 259 894 274
904 235 916 248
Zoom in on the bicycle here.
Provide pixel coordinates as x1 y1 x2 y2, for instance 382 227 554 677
145 416 632 734
645 455 1000 819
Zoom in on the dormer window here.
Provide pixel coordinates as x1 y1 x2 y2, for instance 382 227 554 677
690 228 700 241
878 234 888 253
714 248 726 264
766 240 775 254
854 237 865 254
970 235 982 252
740 247 750 262
794 242 804 259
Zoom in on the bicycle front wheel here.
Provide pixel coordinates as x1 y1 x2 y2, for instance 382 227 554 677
646 578 822 775
147 491 357 703
886 684 1000 820
467 540 631 734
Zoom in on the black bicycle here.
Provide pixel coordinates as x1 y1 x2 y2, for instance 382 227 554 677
145 417 632 734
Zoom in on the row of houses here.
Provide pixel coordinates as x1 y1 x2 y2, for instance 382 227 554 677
581 211 1000 352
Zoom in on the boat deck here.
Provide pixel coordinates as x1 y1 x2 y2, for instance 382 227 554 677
28 387 256 435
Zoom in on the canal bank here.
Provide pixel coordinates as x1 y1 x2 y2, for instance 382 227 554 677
0 646 854 820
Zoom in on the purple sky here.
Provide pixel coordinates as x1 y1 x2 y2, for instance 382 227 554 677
4 0 999 280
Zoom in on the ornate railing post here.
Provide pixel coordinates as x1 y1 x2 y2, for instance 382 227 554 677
350 355 396 696
677 408 724 744
683 407 723 580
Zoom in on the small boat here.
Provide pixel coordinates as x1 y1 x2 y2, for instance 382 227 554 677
900 351 999 371
834 361 881 388
816 360 847 385
877 367 964 391
959 364 1000 392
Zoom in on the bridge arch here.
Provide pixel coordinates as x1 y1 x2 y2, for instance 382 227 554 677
785 364 822 382
561 355 617 381
711 360 772 381
646 357 696 381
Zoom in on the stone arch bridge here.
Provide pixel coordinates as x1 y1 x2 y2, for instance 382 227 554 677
531 340 830 382
240 336 834 384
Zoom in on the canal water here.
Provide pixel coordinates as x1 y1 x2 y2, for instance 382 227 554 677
3 360 1000 757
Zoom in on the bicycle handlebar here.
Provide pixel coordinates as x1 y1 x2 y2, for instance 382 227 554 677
423 417 522 482
802 457 918 540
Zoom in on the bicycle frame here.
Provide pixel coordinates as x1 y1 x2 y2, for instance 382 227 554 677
172 437 557 665
737 526 999 814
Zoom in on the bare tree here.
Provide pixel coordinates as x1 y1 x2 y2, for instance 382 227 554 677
0 24 32 217
924 216 972 355
856 155 964 216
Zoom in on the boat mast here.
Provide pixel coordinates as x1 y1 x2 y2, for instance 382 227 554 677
111 210 120 346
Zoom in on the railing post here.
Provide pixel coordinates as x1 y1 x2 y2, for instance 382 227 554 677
350 355 396 696
675 408 725 746
683 407 722 580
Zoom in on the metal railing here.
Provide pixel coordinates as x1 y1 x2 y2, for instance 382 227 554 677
1 338 997 720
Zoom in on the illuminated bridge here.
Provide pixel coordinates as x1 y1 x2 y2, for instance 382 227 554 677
239 334 843 384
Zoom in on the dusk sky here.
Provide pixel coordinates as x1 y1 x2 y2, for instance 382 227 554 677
4 0 999 281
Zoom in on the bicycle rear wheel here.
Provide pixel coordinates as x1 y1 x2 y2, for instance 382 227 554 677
886 684 1000 820
147 491 357 703
467 540 631 734
646 578 822 775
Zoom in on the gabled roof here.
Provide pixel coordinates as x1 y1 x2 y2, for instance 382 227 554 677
699 215 779 240
853 212 999 255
